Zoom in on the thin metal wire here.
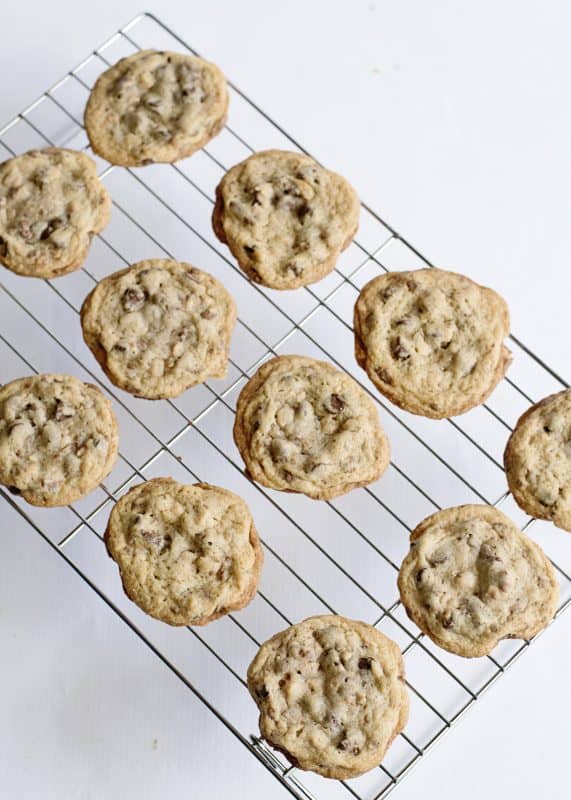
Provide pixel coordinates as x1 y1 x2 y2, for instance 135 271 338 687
1 13 570 800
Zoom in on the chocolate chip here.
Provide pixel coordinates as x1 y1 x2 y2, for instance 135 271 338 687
380 285 397 301
543 425 552 433
390 337 410 361
441 615 454 629
328 393 345 413
415 568 426 584
54 399 75 422
406 279 418 291
122 287 147 312
0 236 7 257
255 686 269 699
358 657 373 670
375 367 393 385
244 245 256 257
40 217 64 241
7 485 21 496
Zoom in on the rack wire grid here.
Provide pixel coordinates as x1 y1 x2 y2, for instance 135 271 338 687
1 12 570 800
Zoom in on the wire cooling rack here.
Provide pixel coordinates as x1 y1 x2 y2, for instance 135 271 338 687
1 12 570 800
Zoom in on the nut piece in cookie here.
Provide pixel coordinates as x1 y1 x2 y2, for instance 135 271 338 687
212 149 360 289
84 50 229 166
0 373 118 506
104 478 263 626
353 268 511 418
80 259 237 399
505 388 571 532
398 504 558 657
0 148 110 278
247 615 409 779
233 355 390 500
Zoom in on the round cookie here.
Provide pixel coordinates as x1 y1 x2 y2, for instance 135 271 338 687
212 149 360 290
504 389 571 531
0 373 118 506
80 259 236 399
354 268 512 418
247 614 409 779
104 478 263 626
0 148 110 278
85 50 228 166
233 355 390 500
398 504 558 657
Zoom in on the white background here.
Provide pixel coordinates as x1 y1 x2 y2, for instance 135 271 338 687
1 1 570 798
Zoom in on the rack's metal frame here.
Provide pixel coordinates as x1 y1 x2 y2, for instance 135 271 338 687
1 13 570 800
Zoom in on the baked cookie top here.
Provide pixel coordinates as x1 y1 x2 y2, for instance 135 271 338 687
0 148 110 278
0 373 118 506
354 268 511 418
398 505 558 657
80 259 236 399
504 389 571 531
105 478 263 626
212 149 360 289
247 615 409 779
85 50 228 166
233 355 390 500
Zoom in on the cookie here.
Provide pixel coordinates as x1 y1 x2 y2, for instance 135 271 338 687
504 389 571 531
0 374 118 506
233 355 390 500
354 268 511 418
398 504 558 657
212 149 360 290
80 259 236 399
0 148 110 278
247 615 409 779
85 50 228 166
104 478 263 626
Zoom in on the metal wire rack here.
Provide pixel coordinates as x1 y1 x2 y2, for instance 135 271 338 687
1 12 570 800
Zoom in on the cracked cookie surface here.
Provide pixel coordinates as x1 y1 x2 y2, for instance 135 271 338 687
212 149 360 289
0 148 110 278
105 478 263 626
398 505 558 657
247 615 409 779
233 355 390 500
81 259 236 399
85 50 228 166
354 268 511 418
0 373 118 506
505 389 571 531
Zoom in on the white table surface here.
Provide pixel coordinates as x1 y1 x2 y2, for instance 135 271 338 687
1 2 570 798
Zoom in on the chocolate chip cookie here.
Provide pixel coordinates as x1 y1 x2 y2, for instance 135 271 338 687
212 149 360 290
247 615 409 779
0 374 118 506
233 355 390 500
0 148 110 278
80 259 236 399
398 505 558 657
504 389 571 531
85 50 228 166
354 268 511 418
105 478 263 626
